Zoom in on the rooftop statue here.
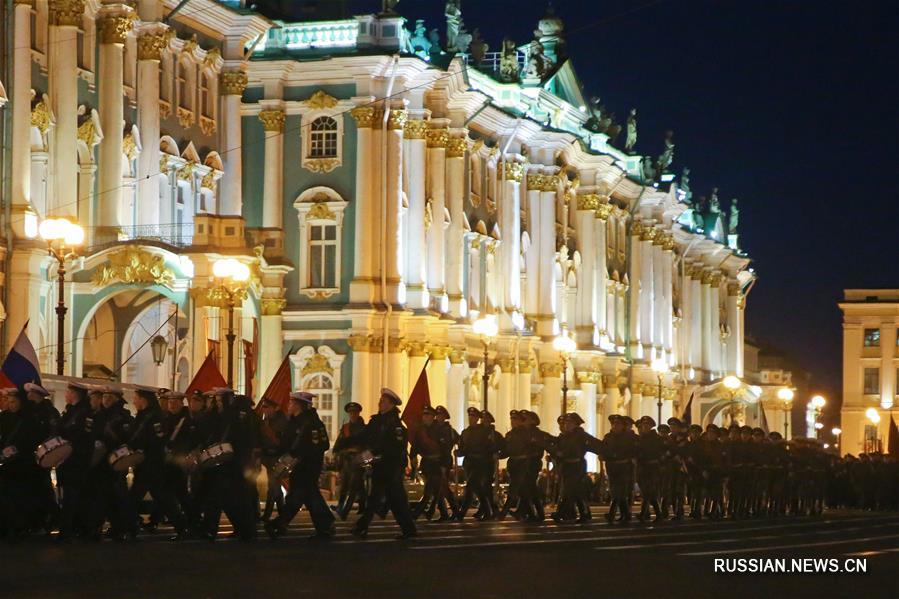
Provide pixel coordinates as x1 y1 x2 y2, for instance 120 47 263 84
428 29 442 59
445 1 462 51
469 29 488 65
642 156 656 183
499 38 519 82
680 166 691 196
455 19 472 54
524 35 552 80
692 197 706 230
729 199 740 234
657 130 675 173
624 108 637 153
410 20 431 57
709 187 721 214
585 96 603 132
381 0 400 15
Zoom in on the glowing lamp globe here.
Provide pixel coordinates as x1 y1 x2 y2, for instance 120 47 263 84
811 395 826 410
722 375 741 391
777 387 794 403
472 315 498 339
553 332 576 355
651 358 668 374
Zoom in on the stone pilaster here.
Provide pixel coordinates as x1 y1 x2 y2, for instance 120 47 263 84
499 161 523 330
403 118 428 309
259 109 286 229
219 70 247 216
136 28 168 226
426 125 449 310
11 0 33 218
445 137 466 317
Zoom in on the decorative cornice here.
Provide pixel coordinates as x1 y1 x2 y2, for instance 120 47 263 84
303 90 339 110
137 32 169 61
98 15 134 45
49 0 84 27
426 127 449 148
350 106 378 128
526 172 559 192
577 371 601 385
577 194 600 211
260 298 286 315
447 137 468 158
258 109 286 132
539 362 563 378
387 109 408 130
595 203 613 221
92 249 174 287
219 70 247 95
403 119 428 140
498 161 524 182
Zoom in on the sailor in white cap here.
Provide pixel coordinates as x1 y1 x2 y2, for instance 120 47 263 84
379 387 402 407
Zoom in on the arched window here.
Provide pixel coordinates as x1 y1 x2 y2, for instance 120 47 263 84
309 116 338 158
302 373 337 439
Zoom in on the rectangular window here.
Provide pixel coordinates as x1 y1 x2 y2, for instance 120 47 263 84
308 224 337 288
864 367 879 395
77 28 85 69
863 328 880 347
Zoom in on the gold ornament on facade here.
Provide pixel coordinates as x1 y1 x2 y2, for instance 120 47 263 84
630 220 645 237
485 239 499 256
260 298 286 315
14 0 34 5
159 100 172 119
539 362 563 378
700 270 715 285
203 48 221 67
576 194 599 211
641 226 658 242
446 137 468 158
448 349 466 365
49 0 84 27
92 249 175 287
176 106 195 128
403 119 428 140
577 371 601 385
350 106 376 128
307 202 336 220
595 203 613 221
303 90 339 110
406 341 428 357
180 34 198 56
424 199 433 232
428 346 450 360
122 132 138 160
99 16 134 45
258 109 286 132
199 116 216 136
159 155 170 173
304 158 341 173
219 70 248 95
386 337 406 354
662 234 677 251
176 161 195 181
426 127 449 148
137 32 169 61
498 162 524 182
191 284 248 309
727 281 741 296
387 109 408 130
301 353 333 377
31 98 52 134
347 334 371 352
76 118 96 147
200 170 217 191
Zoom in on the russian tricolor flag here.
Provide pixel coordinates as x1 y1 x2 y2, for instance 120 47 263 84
1 324 42 389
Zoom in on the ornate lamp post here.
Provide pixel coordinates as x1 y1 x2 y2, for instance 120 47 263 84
472 315 498 413
832 427 842 451
33 217 84 375
721 375 742 427
212 258 250 388
777 387 794 438
811 394 826 439
651 358 668 424
553 330 577 417
150 335 168 366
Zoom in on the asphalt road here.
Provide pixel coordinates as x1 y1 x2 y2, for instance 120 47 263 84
4 509 898 598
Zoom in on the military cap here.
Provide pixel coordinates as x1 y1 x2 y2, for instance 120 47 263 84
557 414 566 423
637 415 656 427
657 424 671 434
480 410 495 423
190 390 207 401
211 387 235 396
422 406 436 416
134 386 159 401
467 406 481 415
162 391 186 402
621 416 635 427
608 414 621 424
155 387 170 397
434 405 450 418
510 409 521 418
689 424 703 433
24 382 50 397
102 386 124 398
751 427 765 436
740 425 753 433
706 423 719 433
768 432 783 441
526 411 541 426
566 413 585 426
67 382 89 392
87 385 104 396
666 417 682 427
289 391 315 405
380 387 402 406
344 401 362 413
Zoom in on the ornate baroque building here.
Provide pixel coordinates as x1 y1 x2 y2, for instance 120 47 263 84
0 1 756 453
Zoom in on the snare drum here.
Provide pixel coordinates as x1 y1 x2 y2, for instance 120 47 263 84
90 440 107 468
35 436 73 469
354 449 377 468
108 445 145 472
270 453 299 480
198 442 234 469
0 445 18 464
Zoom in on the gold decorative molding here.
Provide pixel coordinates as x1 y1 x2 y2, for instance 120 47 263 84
191 284 248 308
700 270 715 285
727 282 742 297
307 202 336 220
447 137 468 158
428 346 450 360
403 119 428 140
301 353 333 377
92 249 175 287
77 118 97 147
630 221 645 237
426 127 449 148
304 158 340 173
387 337 406 353
199 115 216 136
200 170 216 191
347 334 372 353
350 106 377 128
176 161 195 181
497 358 515 373
577 194 600 211
219 70 248 95
498 162 524 182
260 298 286 315
137 32 169 61
539 362 563 378
176 106 194 128
180 34 198 56
595 203 613 221
14 0 34 5
448 349 466 365
49 0 84 27
203 48 220 67
31 98 52 134
662 234 677 251
641 226 658 242
98 15 134 45
406 341 428 357
258 109 286 132
387 109 408 130
304 90 339 110
122 132 138 160
159 100 172 119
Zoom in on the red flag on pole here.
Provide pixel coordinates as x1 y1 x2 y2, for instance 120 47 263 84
402 360 431 439
185 351 227 398
888 414 899 456
0 370 14 389
260 353 292 413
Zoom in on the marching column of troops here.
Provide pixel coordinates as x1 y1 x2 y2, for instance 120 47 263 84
1 382 897 543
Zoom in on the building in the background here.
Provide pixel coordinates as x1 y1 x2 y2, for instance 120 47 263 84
744 338 810 440
0 2 757 462
838 289 899 455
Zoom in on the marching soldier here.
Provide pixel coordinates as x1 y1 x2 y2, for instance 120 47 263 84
351 388 416 540
0 388 41 541
160 392 195 528
265 392 335 539
258 397 289 521
332 401 367 520
522 410 550 521
498 410 529 520
635 416 665 522
56 383 92 541
456 408 499 521
24 383 61 532
552 413 603 524
93 388 135 541
602 415 637 523
433 405 460 519
410 406 451 521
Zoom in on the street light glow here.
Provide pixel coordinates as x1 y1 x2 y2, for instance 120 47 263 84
814 422 823 430
777 387 795 402
723 375 741 391
651 357 668 374
811 395 826 409
472 315 498 339
831 427 842 436
553 331 577 355
865 407 881 424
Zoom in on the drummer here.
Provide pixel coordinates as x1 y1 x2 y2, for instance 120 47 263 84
0 387 41 541
91 387 135 541
23 382 60 533
56 382 92 540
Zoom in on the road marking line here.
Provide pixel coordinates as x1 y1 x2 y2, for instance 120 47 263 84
679 533 899 556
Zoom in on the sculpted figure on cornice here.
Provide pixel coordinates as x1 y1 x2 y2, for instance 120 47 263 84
624 108 637 153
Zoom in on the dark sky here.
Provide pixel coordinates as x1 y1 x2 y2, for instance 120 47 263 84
344 0 898 410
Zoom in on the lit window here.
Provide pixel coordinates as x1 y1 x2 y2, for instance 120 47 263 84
863 328 880 347
864 367 879 395
309 117 338 158
302 373 336 443
308 223 337 289
177 61 191 109
294 187 347 299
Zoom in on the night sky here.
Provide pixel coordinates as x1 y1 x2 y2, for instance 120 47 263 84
341 1 899 414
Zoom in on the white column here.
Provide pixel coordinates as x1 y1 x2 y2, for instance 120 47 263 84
403 119 427 308
447 352 466 425
426 127 448 308
497 360 515 434
606 282 617 347
426 349 449 410
445 139 466 317
517 366 532 411
577 373 599 472
350 107 377 304
219 70 247 216
639 234 654 353
574 197 595 344
540 363 562 433
652 241 665 358
524 179 541 316
259 109 285 228
603 379 621 417
595 205 611 346
259 307 283 392
628 225 642 357
136 29 166 226
385 108 406 305
689 269 703 369
710 277 722 375
736 296 745 378
662 243 674 360
726 284 740 375
350 340 374 416
11 0 33 215
537 177 557 338
499 162 522 328
615 285 626 350
701 273 713 373
49 0 86 218
97 10 133 229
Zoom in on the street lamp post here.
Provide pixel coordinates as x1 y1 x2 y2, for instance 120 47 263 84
865 408 880 453
34 218 85 375
651 358 668 424
553 330 577 417
472 315 498 413
777 387 794 438
722 375 742 427
831 427 842 452
212 258 251 389
811 394 826 439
